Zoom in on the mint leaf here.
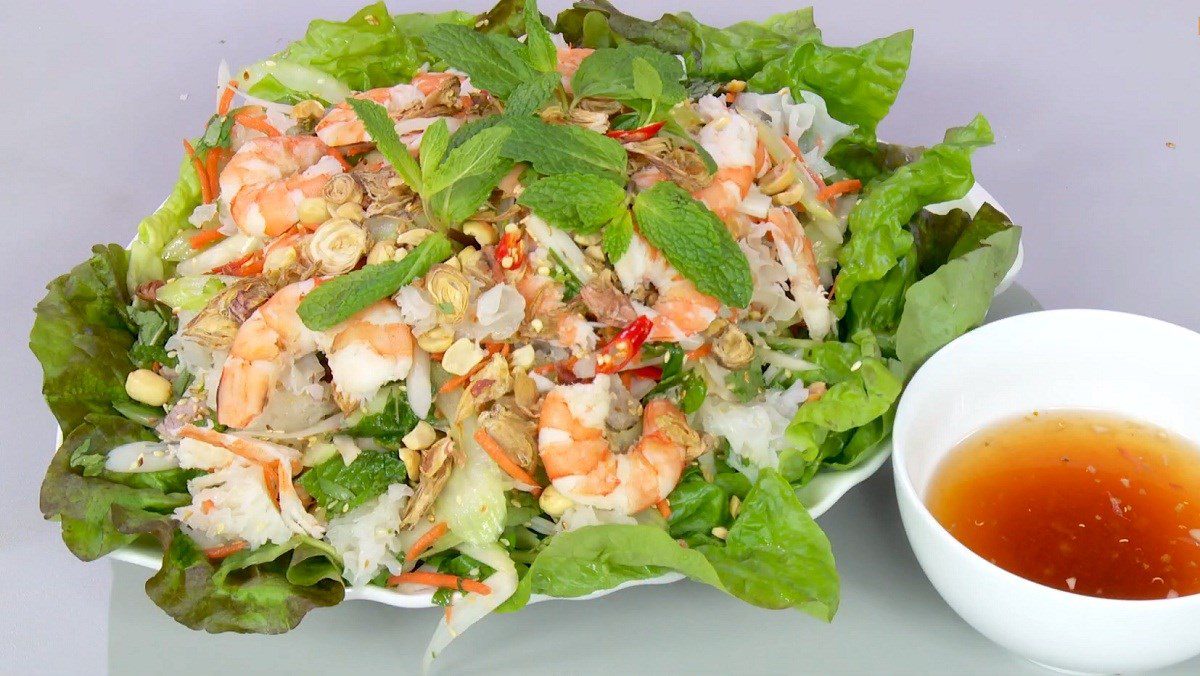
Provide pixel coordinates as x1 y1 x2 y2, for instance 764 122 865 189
424 126 512 195
571 44 686 105
523 0 557 73
449 117 627 178
419 118 451 180
297 232 453 330
346 98 421 191
428 158 515 226
297 450 407 514
343 383 420 443
505 72 559 117
602 210 634 263
633 182 752 308
500 116 627 178
518 173 627 234
632 57 663 101
423 25 535 99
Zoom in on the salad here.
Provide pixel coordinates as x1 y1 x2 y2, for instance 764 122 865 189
30 0 1021 668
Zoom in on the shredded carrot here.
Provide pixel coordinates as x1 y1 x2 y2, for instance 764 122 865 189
817 179 862 203
445 605 453 623
686 343 713 361
213 250 264 276
328 147 352 171
201 499 215 514
781 136 828 190
474 429 543 496
217 79 238 115
405 522 448 563
387 572 492 596
204 540 247 560
234 111 281 137
183 139 212 203
188 229 225 250
204 147 223 201
655 499 671 519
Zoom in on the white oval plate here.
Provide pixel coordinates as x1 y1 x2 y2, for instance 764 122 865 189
97 183 1021 608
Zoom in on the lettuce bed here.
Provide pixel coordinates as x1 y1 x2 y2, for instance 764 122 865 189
31 0 1020 635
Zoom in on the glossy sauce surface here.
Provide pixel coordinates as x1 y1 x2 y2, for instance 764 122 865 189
926 411 1200 599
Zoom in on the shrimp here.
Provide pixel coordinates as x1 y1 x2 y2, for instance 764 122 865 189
177 425 324 540
316 72 469 149
614 235 720 342
691 96 759 234
538 375 700 514
217 279 324 428
556 47 594 91
766 207 834 339
325 300 414 410
217 280 413 427
218 136 343 238
556 313 597 353
315 84 424 147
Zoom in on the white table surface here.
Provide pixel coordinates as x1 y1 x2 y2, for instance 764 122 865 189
2 2 1198 674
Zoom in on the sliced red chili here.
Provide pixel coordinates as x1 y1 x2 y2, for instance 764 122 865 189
605 121 666 143
621 365 663 380
595 316 654 374
496 228 525 271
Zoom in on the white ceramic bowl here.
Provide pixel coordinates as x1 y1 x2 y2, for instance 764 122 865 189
892 310 1200 674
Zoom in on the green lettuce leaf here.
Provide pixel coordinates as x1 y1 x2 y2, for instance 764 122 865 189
666 459 750 543
748 30 913 135
845 203 1020 367
117 517 344 634
775 331 903 483
895 209 1021 368
557 1 821 82
266 3 444 92
832 115 993 318
128 158 202 289
30 244 137 431
40 415 191 561
503 470 837 619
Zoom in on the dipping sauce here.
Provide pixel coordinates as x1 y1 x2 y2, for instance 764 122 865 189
926 411 1200 600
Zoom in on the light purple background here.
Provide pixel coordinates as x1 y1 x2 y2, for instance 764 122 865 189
1 1 1196 673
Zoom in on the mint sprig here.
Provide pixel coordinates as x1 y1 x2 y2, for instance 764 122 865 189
571 44 687 107
297 232 453 331
523 0 558 73
423 26 535 99
347 100 512 228
345 97 421 191
517 173 627 234
632 182 753 308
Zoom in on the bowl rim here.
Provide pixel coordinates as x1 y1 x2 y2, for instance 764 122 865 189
892 308 1200 608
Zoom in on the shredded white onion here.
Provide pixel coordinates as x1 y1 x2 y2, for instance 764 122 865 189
407 348 433 418
422 544 517 673
234 413 346 441
104 441 178 473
